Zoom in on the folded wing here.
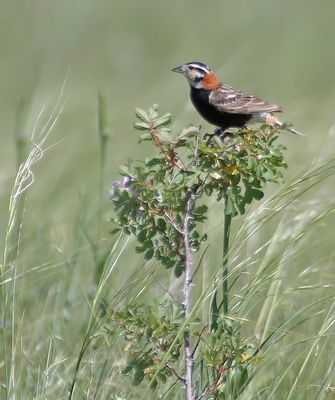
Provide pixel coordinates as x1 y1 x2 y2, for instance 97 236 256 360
209 84 283 114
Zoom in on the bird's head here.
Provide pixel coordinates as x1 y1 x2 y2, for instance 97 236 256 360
172 62 220 90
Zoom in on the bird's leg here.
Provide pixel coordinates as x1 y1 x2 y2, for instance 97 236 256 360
204 132 213 145
204 128 233 146
204 127 223 139
216 128 233 139
214 127 224 136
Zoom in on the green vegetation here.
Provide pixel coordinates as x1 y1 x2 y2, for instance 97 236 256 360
1 1 335 399
108 106 287 399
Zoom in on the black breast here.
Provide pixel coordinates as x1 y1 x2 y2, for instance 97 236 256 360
190 87 251 130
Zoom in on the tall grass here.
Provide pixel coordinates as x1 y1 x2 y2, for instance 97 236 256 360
1 84 67 398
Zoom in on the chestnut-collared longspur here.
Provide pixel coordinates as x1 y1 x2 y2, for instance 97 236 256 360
172 61 300 134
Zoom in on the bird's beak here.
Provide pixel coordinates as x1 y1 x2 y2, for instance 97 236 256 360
172 65 186 74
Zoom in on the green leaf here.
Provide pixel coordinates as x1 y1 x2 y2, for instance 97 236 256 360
157 218 166 230
156 129 172 143
174 265 183 277
269 147 282 157
136 229 147 243
226 197 238 216
153 113 171 128
122 365 133 376
236 195 246 215
190 240 199 252
148 104 158 119
194 204 208 214
146 228 156 239
144 248 154 260
139 132 151 141
204 185 213 196
133 366 145 385
247 158 256 170
143 239 153 250
119 165 134 177
135 108 149 122
251 188 264 200
243 185 253 204
135 245 145 254
185 174 199 188
173 172 184 184
176 125 199 141
145 157 161 166
201 234 208 242
134 121 149 131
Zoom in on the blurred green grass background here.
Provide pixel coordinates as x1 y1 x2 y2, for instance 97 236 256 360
1 0 335 398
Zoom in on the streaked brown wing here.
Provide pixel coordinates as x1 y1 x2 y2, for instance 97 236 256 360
209 84 283 114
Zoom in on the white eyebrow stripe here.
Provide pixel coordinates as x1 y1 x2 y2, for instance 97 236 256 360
188 63 209 73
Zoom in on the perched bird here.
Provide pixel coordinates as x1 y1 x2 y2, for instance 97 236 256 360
172 61 300 135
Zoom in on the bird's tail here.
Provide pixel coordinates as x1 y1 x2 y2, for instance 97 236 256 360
272 117 304 136
285 124 304 136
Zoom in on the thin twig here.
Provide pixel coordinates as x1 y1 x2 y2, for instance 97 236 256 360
195 363 226 400
210 194 232 330
159 379 179 399
193 126 201 165
167 148 188 170
152 275 182 306
149 123 186 170
164 210 183 234
222 194 232 315
147 338 186 384
191 245 209 281
149 123 164 151
191 325 207 358
165 362 186 384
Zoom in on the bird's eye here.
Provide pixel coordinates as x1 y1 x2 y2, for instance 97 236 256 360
188 65 194 70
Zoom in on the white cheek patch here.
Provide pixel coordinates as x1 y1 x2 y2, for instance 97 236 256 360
185 68 206 89
188 70 199 80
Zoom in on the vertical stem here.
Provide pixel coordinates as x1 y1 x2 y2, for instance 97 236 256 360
210 195 232 329
98 93 109 203
183 189 195 400
15 99 28 170
222 195 232 315
97 93 109 237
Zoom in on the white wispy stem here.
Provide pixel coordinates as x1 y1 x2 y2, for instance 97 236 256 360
183 188 195 400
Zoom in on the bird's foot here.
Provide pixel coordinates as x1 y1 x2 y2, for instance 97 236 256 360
204 128 233 146
207 128 231 137
214 128 233 138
